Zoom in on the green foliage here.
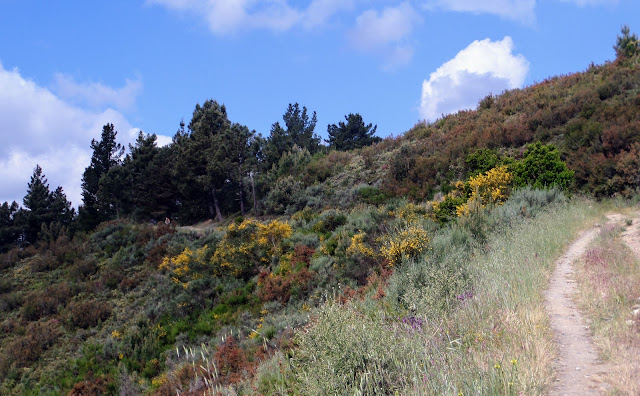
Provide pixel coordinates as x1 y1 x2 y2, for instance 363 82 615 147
356 186 388 205
79 123 124 230
466 148 513 177
265 103 321 168
513 142 574 189
615 25 639 59
326 113 381 151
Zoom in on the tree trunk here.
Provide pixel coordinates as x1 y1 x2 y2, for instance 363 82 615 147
251 172 258 216
212 187 223 222
238 168 245 216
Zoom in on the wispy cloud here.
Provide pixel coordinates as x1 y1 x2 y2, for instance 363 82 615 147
349 2 421 69
53 74 143 111
148 0 354 35
422 0 536 25
558 0 618 6
420 37 529 121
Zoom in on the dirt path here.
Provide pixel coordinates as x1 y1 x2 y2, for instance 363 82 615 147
609 213 640 258
544 227 609 395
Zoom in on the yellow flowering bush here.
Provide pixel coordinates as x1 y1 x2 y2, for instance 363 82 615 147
257 220 292 256
457 166 513 217
212 219 292 278
159 245 209 287
346 232 376 258
380 225 430 266
391 202 431 225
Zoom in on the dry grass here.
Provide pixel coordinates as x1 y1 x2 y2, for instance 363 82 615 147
574 214 640 395
282 198 605 395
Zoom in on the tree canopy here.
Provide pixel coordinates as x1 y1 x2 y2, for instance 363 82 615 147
326 113 380 151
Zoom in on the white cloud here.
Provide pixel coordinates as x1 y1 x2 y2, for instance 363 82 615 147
349 2 421 69
148 0 352 34
419 37 529 121
0 62 153 207
423 0 536 25
53 74 143 111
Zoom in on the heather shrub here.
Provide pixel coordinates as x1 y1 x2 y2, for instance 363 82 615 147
67 257 98 281
0 278 12 294
22 283 75 321
2 318 62 371
0 292 22 313
68 300 111 329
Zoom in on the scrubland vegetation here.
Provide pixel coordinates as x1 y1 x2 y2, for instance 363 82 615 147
0 28 640 395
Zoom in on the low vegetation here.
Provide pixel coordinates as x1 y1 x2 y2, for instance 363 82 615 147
0 27 639 395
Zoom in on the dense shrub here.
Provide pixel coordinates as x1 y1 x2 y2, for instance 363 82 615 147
68 300 111 329
1 319 62 373
513 142 574 189
22 282 75 321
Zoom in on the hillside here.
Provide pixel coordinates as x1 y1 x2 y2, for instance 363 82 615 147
2 41 640 395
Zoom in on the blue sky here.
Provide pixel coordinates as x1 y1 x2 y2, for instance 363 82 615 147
0 0 637 207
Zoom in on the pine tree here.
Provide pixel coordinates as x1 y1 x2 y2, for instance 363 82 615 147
79 123 124 230
326 113 380 151
0 201 21 252
23 164 52 243
265 103 321 168
172 100 231 222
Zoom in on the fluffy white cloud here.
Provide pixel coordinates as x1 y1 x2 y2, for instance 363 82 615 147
0 63 148 207
419 37 529 121
148 0 353 34
349 2 421 69
53 74 143 111
423 0 536 24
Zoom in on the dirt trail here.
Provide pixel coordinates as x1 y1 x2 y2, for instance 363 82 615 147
609 213 640 258
545 227 609 395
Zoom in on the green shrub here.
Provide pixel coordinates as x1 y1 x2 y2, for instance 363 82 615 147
512 142 574 190
356 186 388 205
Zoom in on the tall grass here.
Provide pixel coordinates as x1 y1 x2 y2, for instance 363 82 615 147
280 196 603 395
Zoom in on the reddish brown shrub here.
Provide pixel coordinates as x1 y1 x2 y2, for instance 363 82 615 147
68 300 111 329
4 319 61 368
68 372 114 396
22 282 75 321
214 336 252 385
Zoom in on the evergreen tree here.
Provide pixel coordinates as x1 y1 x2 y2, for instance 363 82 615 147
265 103 320 168
220 123 261 215
0 201 21 252
172 100 231 222
125 132 176 221
79 123 124 230
615 25 639 59
283 103 320 153
326 113 380 151
49 186 74 227
23 164 52 243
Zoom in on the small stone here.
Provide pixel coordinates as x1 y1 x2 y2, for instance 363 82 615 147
626 319 635 326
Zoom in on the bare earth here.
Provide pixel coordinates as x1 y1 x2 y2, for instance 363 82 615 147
544 226 610 395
